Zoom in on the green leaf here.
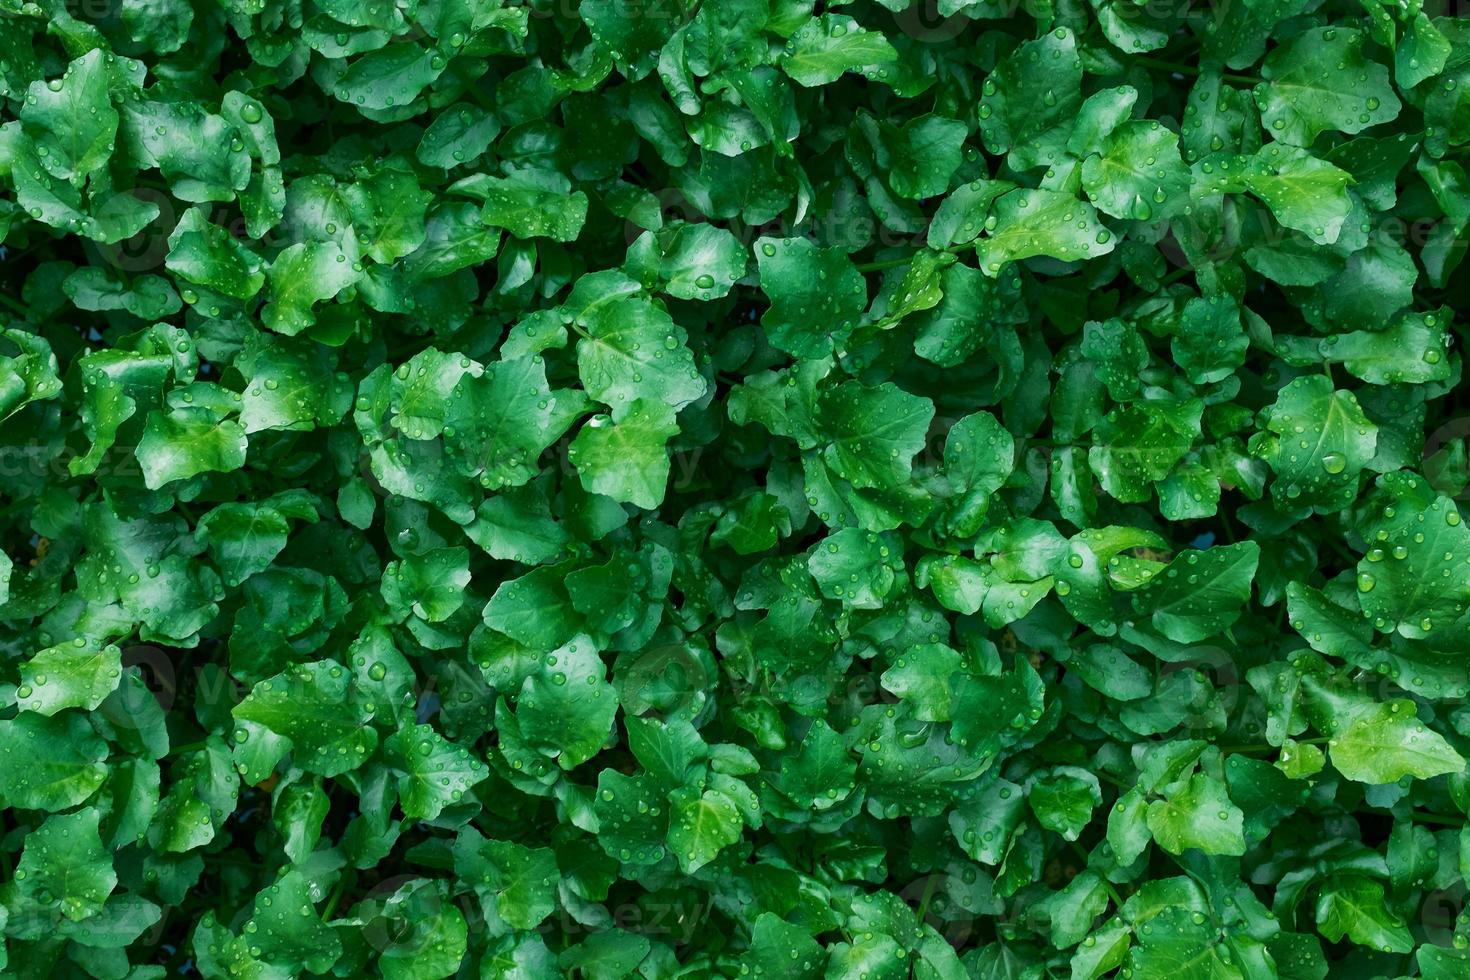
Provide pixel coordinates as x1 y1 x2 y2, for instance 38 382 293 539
418 105 499 169
453 828 558 930
1322 309 1452 385
195 500 292 586
1029 769 1101 842
10 808 116 922
261 239 361 335
1314 874 1414 954
20 50 118 182
581 0 679 74
808 528 901 609
273 778 329 864
1250 375 1377 513
123 99 251 203
818 380 935 489
1353 476 1470 642
1172 296 1247 386
951 776 1027 864
165 207 265 299
1328 701 1466 784
1081 120 1191 221
881 643 964 721
135 409 249 489
333 43 444 112
1421 946 1470 980
0 711 108 810
454 169 589 242
558 929 652 980
626 224 747 300
781 15 898 88
236 332 353 433
384 723 488 819
482 565 579 649
64 267 181 319
1127 908 1244 979
1089 398 1204 503
978 27 1082 164
568 401 680 510
1131 541 1260 643
1244 145 1355 246
976 188 1116 274
232 662 378 778
1146 773 1247 856
668 786 743 872
406 201 500 278
382 546 471 623
1256 28 1400 146
772 718 857 810
17 639 123 715
748 914 823 980
0 329 65 421
245 869 342 973
574 285 707 413
755 237 867 358
517 637 616 769
865 113 968 200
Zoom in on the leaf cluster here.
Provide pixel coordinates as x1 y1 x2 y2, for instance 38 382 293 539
0 0 1469 978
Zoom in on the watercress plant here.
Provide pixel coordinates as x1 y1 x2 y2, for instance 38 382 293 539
1 0 1469 977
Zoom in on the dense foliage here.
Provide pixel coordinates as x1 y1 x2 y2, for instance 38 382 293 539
2 0 1470 976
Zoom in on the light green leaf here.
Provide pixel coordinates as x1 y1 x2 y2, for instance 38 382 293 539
1081 120 1191 221
818 380 935 489
20 50 118 182
17 640 123 716
667 786 743 873
1244 144 1355 246
1329 701 1466 784
454 169 589 242
1146 773 1247 856
384 723 488 819
1256 28 1400 146
781 15 898 88
574 288 707 413
333 43 444 112
976 188 1115 275
517 636 616 770
135 409 249 490
1250 375 1377 513
232 662 378 778
569 401 680 510
11 808 116 922
0 712 109 810
1131 541 1260 643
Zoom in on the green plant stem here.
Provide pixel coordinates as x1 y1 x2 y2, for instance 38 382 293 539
323 870 353 920
854 256 914 273
1069 842 1127 909
914 873 939 923
1217 736 1331 755
1158 265 1196 288
0 291 30 319
1406 811 1466 828
1133 56 1259 86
